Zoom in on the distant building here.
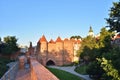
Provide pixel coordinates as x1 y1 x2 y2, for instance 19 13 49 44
88 26 94 37
35 35 81 66
111 33 120 47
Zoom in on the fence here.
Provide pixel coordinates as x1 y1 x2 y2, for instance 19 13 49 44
0 62 19 80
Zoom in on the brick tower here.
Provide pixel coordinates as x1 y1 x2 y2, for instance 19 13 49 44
39 35 48 66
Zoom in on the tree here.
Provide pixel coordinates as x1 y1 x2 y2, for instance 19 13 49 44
70 35 82 39
97 57 120 80
1 36 19 55
81 27 113 79
78 35 97 62
106 1 120 32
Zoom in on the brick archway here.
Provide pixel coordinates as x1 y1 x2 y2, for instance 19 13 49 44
46 60 55 66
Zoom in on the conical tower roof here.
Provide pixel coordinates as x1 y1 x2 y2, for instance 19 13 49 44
49 39 55 43
56 36 62 42
40 35 47 42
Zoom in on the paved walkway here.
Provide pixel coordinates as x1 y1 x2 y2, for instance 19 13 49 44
15 64 31 80
48 66 92 80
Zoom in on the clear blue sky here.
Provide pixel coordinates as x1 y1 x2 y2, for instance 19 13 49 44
0 0 118 46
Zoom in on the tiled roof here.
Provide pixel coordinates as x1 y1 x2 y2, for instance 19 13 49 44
49 39 55 43
56 36 62 42
70 39 81 44
64 38 69 41
40 35 47 42
116 34 120 39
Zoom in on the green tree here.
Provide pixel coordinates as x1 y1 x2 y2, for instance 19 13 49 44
1 36 19 55
97 57 120 80
78 35 97 62
70 35 82 39
106 1 120 32
82 27 113 79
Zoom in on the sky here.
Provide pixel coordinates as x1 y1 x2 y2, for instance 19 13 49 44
0 0 119 46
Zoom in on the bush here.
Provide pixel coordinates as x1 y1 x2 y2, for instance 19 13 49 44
74 64 88 75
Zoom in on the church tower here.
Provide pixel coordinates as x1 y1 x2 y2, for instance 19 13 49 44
88 26 94 37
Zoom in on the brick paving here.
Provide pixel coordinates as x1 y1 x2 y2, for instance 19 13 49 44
15 68 31 80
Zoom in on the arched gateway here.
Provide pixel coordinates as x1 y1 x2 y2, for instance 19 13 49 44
46 60 55 66
35 35 81 66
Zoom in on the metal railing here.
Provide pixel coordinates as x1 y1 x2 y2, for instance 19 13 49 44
1 62 19 80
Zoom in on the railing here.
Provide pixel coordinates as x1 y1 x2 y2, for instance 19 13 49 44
1 62 19 80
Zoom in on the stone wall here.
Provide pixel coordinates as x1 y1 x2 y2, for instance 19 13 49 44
0 62 19 80
36 35 81 66
30 59 59 80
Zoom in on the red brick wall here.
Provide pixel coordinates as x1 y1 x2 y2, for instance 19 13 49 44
30 59 59 80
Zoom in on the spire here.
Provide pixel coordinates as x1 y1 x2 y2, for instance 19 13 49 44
40 35 47 42
89 26 93 32
88 26 94 37
29 42 32 48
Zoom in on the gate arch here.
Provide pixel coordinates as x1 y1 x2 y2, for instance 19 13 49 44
46 60 55 66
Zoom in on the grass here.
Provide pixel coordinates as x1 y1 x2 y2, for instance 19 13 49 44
0 57 11 78
74 65 88 75
47 67 83 80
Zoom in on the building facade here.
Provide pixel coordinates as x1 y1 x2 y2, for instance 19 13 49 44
36 35 81 66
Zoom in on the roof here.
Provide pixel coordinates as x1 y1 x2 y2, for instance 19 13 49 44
64 38 69 41
116 34 120 39
70 38 81 44
39 35 47 42
56 36 62 42
49 39 55 43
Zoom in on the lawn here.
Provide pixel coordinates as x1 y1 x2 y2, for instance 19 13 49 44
0 57 11 78
47 67 83 80
74 65 88 75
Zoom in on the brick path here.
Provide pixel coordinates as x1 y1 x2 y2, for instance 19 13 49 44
15 69 31 80
15 64 31 80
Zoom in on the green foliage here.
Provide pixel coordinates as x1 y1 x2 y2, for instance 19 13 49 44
0 36 19 55
0 58 11 78
86 61 104 79
106 1 120 32
70 35 82 39
78 35 98 62
47 67 83 80
97 57 120 80
74 65 88 75
78 27 114 79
